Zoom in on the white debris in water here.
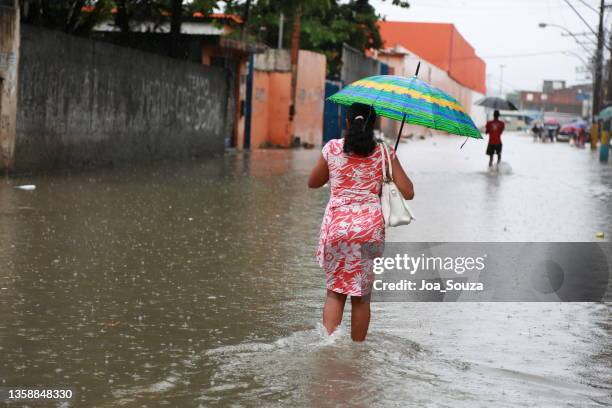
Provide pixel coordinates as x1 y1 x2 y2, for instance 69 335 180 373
148 375 178 392
14 184 36 190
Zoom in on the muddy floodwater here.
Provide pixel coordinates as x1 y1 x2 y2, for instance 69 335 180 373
1 133 610 407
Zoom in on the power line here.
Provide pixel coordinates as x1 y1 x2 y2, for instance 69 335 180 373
575 0 599 14
563 0 599 35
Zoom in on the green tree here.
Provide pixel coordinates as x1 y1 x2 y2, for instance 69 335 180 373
223 0 407 124
20 0 113 34
19 0 224 37
20 0 403 67
226 0 409 78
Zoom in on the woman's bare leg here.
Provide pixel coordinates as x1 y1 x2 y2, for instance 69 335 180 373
350 296 371 342
323 290 347 335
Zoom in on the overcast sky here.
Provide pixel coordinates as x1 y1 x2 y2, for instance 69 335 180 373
370 0 608 95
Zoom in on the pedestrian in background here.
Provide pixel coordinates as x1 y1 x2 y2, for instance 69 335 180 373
576 125 585 148
308 102 414 342
549 123 558 142
531 122 542 142
485 110 505 168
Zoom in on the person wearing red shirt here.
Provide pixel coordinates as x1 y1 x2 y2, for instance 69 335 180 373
485 110 505 167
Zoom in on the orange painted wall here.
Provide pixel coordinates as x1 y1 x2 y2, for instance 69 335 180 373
251 70 292 147
294 50 326 146
379 21 453 71
449 28 486 95
378 21 486 94
250 70 270 149
267 72 292 146
250 50 326 148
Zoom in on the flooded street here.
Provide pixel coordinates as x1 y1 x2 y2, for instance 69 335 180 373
1 132 610 407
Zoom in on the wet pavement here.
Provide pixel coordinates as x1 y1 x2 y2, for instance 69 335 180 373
0 132 610 407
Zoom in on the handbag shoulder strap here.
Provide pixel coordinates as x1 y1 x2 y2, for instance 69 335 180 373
379 141 393 181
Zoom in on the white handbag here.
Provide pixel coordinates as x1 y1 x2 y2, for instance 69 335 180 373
379 142 416 227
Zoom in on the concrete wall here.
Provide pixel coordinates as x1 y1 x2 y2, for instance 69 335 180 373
341 44 380 85
250 70 270 149
469 90 487 128
251 67 292 147
0 0 19 172
294 50 325 146
379 22 486 95
267 72 292 146
252 49 290 147
254 49 291 72
16 25 231 171
250 49 325 148
201 45 248 150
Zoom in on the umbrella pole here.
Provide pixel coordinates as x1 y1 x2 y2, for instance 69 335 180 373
394 113 407 151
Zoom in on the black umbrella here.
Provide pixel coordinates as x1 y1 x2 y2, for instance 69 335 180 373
475 96 518 111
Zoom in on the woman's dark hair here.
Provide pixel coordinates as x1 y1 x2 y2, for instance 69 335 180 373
344 102 377 156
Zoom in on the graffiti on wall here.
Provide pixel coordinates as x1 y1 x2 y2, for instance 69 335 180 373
0 52 16 70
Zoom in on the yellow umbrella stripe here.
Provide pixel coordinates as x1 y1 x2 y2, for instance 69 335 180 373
353 79 467 113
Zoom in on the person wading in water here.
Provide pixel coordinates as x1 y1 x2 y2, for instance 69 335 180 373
308 103 414 341
485 110 505 168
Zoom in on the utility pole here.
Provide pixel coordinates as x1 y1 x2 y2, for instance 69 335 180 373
592 0 605 121
591 0 605 151
607 21 612 106
278 12 284 49
605 15 612 161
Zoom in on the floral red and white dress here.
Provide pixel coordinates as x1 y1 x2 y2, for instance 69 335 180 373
316 138 394 296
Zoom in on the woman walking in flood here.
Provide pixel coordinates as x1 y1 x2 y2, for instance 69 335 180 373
308 103 414 341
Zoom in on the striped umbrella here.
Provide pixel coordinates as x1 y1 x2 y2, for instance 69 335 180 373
328 70 482 149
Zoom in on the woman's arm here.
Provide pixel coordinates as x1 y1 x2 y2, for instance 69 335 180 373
308 154 329 188
390 156 414 200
